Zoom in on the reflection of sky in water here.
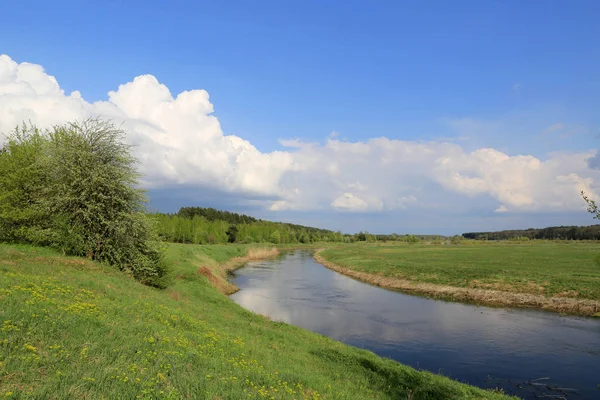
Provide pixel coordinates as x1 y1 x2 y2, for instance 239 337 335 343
230 251 600 399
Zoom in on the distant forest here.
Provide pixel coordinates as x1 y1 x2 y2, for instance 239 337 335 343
154 207 434 244
462 225 600 241
154 207 349 244
155 207 600 244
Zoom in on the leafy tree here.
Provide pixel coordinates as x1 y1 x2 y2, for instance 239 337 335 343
269 230 281 244
450 235 463 245
582 191 600 219
226 225 239 243
298 230 310 244
0 123 52 244
0 119 169 287
404 234 419 244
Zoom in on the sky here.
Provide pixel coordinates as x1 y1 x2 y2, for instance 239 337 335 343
1 0 599 234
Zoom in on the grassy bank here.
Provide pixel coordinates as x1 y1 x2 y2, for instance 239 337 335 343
316 241 600 316
0 243 513 399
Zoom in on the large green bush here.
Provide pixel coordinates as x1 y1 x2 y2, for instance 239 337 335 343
0 119 169 287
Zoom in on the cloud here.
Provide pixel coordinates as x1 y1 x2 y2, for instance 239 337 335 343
1 54 599 217
331 193 370 211
587 152 600 170
512 83 521 91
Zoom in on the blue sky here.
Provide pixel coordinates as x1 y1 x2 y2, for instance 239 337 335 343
1 0 599 234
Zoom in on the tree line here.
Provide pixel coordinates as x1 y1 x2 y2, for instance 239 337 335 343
178 207 258 224
154 212 456 245
153 212 349 244
462 224 600 241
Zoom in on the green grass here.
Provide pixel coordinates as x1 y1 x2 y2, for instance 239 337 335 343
320 241 600 300
0 242 513 399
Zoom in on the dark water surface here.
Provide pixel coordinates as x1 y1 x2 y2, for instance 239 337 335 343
230 251 600 399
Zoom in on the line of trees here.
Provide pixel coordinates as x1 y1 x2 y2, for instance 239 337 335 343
462 225 600 241
0 119 169 287
153 212 349 244
154 212 455 245
374 233 448 242
177 207 258 224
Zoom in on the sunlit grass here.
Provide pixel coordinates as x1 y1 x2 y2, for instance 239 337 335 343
321 241 600 300
0 243 513 399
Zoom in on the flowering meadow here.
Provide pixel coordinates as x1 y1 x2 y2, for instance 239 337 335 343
0 243 512 399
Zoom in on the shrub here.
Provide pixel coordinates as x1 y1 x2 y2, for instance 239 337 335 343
0 123 51 244
450 235 463 245
404 234 419 244
0 119 169 287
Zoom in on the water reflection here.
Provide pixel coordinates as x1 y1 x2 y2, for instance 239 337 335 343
230 251 600 399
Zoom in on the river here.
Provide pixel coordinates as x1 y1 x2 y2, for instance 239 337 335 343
229 250 600 399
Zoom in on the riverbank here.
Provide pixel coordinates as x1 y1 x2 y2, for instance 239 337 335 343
0 243 513 399
193 246 281 294
315 242 600 317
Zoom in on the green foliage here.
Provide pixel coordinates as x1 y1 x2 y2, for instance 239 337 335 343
153 213 335 244
226 224 238 243
0 119 168 287
178 206 258 224
582 191 599 219
404 234 420 244
366 233 377 243
158 208 457 246
450 235 463 245
269 229 281 244
298 230 311 243
463 221 600 241
0 123 51 244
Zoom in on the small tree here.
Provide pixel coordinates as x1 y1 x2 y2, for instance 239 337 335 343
404 234 419 244
582 191 600 265
226 225 239 243
450 235 463 245
0 119 169 287
269 230 281 244
353 231 367 241
44 119 168 286
582 191 600 219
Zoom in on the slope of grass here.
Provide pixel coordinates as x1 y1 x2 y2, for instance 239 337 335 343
0 242 513 399
318 241 600 315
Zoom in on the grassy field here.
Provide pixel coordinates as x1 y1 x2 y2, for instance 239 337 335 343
317 241 600 316
0 242 513 399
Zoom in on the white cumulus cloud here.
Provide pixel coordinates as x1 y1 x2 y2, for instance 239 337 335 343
331 193 370 211
1 54 598 215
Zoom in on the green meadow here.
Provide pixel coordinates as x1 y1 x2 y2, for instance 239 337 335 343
318 241 600 315
0 243 514 399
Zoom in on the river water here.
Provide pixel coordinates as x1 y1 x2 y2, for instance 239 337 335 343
229 250 600 399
